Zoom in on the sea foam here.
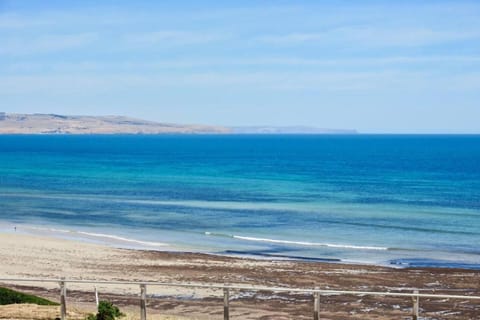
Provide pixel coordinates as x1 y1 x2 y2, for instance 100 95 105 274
26 226 167 247
205 232 388 251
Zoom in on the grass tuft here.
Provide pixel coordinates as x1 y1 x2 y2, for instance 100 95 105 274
0 287 58 306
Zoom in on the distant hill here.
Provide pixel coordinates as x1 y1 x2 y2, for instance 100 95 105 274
0 113 357 135
0 113 230 134
231 126 357 134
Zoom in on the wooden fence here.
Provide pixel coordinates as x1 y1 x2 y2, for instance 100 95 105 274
1 278 479 320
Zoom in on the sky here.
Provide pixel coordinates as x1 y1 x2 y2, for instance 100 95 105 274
0 1 479 133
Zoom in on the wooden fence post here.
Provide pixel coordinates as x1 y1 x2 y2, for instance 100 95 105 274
59 280 67 320
140 284 147 320
412 290 419 320
223 287 230 320
313 291 320 320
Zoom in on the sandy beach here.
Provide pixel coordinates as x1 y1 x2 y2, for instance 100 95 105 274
1 233 479 319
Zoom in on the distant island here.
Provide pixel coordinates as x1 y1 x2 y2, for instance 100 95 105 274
0 113 356 134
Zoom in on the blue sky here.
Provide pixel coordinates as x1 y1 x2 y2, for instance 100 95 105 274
1 1 479 133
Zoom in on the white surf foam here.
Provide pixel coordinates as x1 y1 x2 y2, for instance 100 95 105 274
77 231 167 247
234 235 388 250
26 226 167 247
205 232 387 251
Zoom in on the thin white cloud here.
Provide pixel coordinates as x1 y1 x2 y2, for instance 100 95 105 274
0 13 55 29
346 27 480 47
5 55 480 74
0 10 135 29
260 33 325 44
124 31 227 47
0 33 98 55
2 69 476 96
259 27 480 47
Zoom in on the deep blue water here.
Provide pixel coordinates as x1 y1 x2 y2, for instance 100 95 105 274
1 134 479 269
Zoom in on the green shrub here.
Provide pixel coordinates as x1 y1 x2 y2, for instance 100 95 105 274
86 301 124 320
0 287 58 306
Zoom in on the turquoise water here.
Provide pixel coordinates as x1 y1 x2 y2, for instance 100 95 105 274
1 134 479 268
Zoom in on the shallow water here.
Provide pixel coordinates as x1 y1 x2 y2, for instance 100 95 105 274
1 134 479 268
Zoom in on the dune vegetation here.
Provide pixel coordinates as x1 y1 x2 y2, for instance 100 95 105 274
0 287 58 306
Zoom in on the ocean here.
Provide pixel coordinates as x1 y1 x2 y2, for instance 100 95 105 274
1 134 479 269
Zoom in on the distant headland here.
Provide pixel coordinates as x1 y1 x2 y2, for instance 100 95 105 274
231 126 357 134
0 112 356 134
0 113 229 134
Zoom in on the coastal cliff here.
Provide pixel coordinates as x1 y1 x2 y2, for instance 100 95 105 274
0 113 230 134
0 113 357 134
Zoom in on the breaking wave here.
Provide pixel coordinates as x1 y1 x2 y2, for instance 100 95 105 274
205 232 388 251
26 226 167 247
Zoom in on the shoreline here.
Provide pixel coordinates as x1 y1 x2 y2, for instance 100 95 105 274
4 222 480 271
1 232 480 319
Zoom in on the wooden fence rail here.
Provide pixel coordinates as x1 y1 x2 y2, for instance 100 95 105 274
1 278 479 319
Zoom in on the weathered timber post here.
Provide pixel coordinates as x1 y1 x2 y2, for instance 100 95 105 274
412 290 419 320
59 280 67 320
313 291 320 320
94 286 99 307
223 287 230 320
140 284 147 320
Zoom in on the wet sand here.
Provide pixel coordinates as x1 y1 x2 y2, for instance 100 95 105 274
1 233 479 319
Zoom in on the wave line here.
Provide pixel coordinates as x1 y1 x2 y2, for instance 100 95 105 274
27 226 167 247
205 232 388 251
